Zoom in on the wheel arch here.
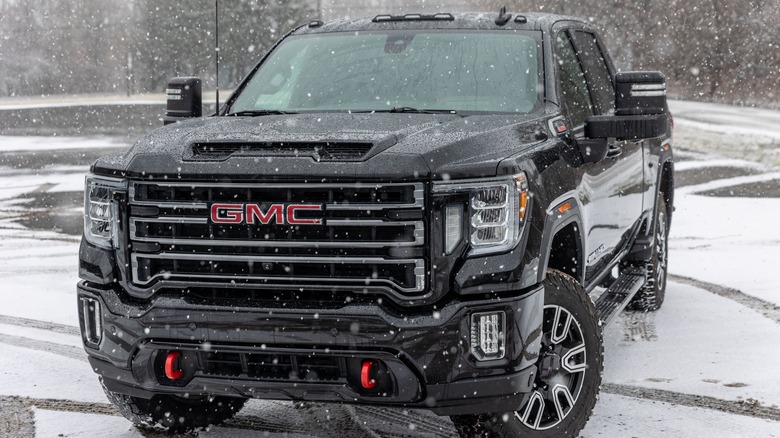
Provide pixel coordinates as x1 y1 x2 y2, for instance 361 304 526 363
538 196 585 285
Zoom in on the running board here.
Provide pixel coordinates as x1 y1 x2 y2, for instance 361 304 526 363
594 267 647 327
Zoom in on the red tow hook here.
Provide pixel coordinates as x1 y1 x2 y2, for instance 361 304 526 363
164 351 184 380
361 359 378 389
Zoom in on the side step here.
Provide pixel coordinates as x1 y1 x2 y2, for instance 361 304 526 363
594 266 647 327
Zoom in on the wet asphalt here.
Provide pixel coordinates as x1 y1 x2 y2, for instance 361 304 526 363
0 146 126 235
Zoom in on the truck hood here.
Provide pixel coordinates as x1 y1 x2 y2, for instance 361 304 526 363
93 113 548 181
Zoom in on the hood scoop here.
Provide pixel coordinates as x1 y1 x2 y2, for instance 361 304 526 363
190 142 374 161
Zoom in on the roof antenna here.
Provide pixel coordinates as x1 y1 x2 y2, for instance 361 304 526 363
215 0 220 114
495 5 511 26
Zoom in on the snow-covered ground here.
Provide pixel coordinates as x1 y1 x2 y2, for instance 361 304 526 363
0 93 167 110
0 136 128 153
669 100 780 166
1 100 780 437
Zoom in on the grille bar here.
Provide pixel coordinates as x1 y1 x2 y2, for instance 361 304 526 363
129 218 424 248
129 182 425 210
131 253 425 292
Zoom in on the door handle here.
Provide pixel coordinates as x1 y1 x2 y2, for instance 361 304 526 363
606 144 622 158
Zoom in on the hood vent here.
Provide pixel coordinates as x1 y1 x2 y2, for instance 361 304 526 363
191 142 373 161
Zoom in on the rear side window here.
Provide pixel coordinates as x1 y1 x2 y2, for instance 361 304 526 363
555 32 593 127
571 31 614 115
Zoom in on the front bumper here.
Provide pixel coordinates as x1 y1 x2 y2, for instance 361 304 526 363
78 281 543 416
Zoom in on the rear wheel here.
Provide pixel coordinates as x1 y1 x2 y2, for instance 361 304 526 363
101 380 246 433
451 270 603 437
628 195 669 311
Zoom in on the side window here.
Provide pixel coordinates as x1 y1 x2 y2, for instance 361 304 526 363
571 31 615 115
555 32 593 128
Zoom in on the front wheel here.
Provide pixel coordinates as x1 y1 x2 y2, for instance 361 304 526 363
451 270 603 438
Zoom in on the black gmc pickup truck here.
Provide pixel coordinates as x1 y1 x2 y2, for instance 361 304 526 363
78 10 673 437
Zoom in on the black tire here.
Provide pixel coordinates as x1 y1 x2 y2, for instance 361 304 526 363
101 380 246 433
628 195 669 311
451 270 603 438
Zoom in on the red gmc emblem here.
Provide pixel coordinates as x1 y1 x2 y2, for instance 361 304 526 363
210 203 323 225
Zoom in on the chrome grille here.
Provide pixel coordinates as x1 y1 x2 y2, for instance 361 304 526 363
127 181 426 295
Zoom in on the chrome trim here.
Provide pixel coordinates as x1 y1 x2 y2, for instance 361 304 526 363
128 218 424 247
131 216 209 224
630 90 667 97
129 181 424 210
432 177 511 193
321 219 421 226
131 201 209 210
131 181 423 189
630 83 666 91
630 83 667 97
135 252 419 264
325 201 423 210
131 253 425 293
87 174 127 185
130 238 418 248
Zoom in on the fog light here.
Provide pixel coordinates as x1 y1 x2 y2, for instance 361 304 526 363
470 311 505 361
80 297 102 346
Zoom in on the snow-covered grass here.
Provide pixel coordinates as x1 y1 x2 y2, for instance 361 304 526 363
670 100 780 142
0 90 221 110
0 135 128 152
670 173 780 308
0 229 80 325
603 281 780 406
586 393 780 438
669 100 780 166
0 343 103 403
0 92 166 110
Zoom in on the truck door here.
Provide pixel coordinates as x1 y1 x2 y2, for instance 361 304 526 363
555 30 633 284
570 30 645 263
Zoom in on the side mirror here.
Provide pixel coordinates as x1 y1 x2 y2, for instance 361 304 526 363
615 71 667 116
163 77 202 126
585 71 668 140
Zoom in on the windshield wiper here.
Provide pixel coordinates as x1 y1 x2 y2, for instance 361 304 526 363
351 107 458 115
226 110 297 116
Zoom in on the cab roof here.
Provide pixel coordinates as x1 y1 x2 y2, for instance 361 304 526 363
293 12 586 35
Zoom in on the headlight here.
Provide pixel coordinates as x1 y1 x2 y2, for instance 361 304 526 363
434 173 530 256
84 175 126 249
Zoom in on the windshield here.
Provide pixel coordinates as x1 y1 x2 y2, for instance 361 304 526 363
229 31 542 115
